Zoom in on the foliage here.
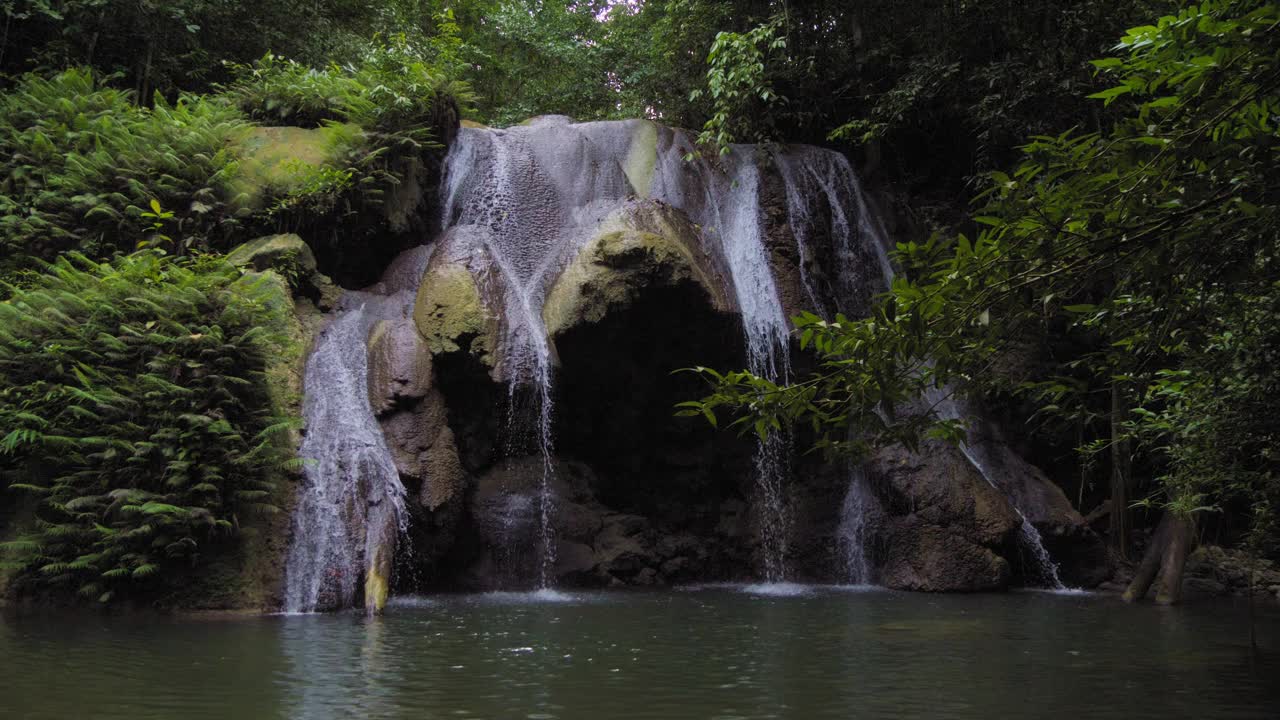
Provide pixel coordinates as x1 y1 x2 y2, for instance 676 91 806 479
0 251 295 602
687 15 786 156
0 68 248 273
220 53 364 128
224 37 473 134
687 0 1280 535
0 0 405 97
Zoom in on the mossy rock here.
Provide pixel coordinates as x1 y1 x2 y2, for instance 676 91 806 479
230 124 359 209
413 262 497 364
543 204 729 337
227 233 317 275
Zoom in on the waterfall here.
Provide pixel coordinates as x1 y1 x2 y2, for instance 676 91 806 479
653 140 794 582
837 464 876 584
283 302 405 614
441 120 800 584
773 146 895 584
775 145 1063 588
772 147 894 318
932 391 1065 588
283 249 429 613
439 119 636 587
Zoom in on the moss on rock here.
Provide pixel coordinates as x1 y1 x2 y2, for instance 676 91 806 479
623 120 659 197
227 233 316 275
413 262 496 364
230 124 358 209
543 204 729 338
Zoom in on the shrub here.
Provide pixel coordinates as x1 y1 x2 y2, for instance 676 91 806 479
0 251 296 603
0 69 249 273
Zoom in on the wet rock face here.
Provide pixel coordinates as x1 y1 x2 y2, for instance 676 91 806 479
412 261 757 591
869 442 1021 592
448 456 745 590
338 118 1111 596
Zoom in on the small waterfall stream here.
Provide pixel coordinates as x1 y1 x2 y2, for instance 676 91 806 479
283 302 406 614
779 144 1063 588
775 146 894 584
933 392 1065 588
837 465 876 584
283 250 429 613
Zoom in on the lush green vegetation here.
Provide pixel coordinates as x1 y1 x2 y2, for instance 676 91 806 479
0 10 469 603
1 0 1277 603
0 69 246 274
0 252 295 603
685 0 1280 581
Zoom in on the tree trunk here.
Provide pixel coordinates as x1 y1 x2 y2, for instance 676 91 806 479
1110 382 1131 559
1122 513 1171 602
1154 514 1195 605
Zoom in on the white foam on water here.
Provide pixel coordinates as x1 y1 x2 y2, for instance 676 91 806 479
737 582 817 597
478 589 583 605
385 596 439 609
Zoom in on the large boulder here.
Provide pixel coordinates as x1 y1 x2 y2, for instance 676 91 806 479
412 234 500 366
366 319 433 417
226 233 341 309
543 201 730 339
227 233 318 275
870 441 1021 591
962 416 1111 586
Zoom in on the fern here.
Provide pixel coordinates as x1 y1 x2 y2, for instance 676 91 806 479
0 251 295 604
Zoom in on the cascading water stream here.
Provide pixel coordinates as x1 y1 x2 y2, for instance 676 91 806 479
283 302 406 614
932 391 1065 589
439 119 636 587
442 120 801 585
283 248 430 614
777 144 1062 588
652 139 795 583
837 464 876 585
774 146 895 584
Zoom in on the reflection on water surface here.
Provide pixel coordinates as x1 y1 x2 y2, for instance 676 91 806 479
3 587 1277 719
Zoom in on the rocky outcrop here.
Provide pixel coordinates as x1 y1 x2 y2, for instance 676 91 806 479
226 233 341 310
962 416 1111 587
307 118 1112 598
412 235 500 367
367 319 433 417
870 441 1020 591
1183 545 1280 601
454 456 740 589
543 202 730 339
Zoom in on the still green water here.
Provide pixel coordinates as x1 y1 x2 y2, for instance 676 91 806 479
2 585 1277 719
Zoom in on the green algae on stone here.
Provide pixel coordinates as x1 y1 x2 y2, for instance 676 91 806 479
227 233 316 275
413 263 496 364
543 206 729 338
230 124 360 208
